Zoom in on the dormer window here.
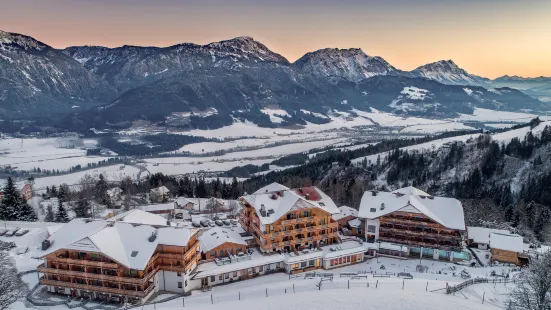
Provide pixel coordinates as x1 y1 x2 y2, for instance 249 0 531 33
370 208 376 213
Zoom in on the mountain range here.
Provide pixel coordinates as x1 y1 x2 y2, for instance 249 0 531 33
1 30 550 131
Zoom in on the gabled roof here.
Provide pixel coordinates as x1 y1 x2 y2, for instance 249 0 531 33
41 219 194 270
489 232 523 252
467 226 510 244
241 186 340 227
253 182 290 194
332 206 358 221
111 209 168 226
199 227 247 253
357 186 465 230
150 186 169 194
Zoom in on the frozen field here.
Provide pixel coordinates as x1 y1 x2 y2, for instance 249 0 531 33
0 137 109 171
400 122 475 134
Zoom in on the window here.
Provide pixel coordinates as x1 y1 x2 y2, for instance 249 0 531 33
210 251 216 257
225 273 229 279
270 225 274 231
300 261 307 268
211 276 215 282
346 256 351 263
233 271 237 277
259 265 264 272
276 262 280 268
367 225 376 233
177 272 182 277
370 208 376 213
338 257 343 264
266 264 271 271
219 274 223 280
178 282 182 288
219 250 224 256
309 260 315 267
319 202 325 207
185 280 188 287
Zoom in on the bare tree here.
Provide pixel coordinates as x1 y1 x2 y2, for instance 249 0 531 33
0 250 26 310
227 200 239 217
508 250 551 310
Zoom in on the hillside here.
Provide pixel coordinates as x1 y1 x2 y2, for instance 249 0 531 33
240 120 551 242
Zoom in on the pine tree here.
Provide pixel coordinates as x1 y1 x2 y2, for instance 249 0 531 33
44 204 54 222
50 185 58 197
95 174 108 204
73 193 90 218
55 199 69 223
0 177 36 221
58 184 68 203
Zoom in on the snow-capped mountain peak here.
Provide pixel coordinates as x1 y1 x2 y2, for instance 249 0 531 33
293 48 397 82
0 30 48 51
410 59 489 86
205 36 289 64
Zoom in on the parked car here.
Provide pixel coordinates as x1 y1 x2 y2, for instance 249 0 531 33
5 228 19 237
200 220 209 227
215 220 224 226
208 221 216 227
15 229 29 237
174 213 184 219
192 221 202 228
222 219 231 226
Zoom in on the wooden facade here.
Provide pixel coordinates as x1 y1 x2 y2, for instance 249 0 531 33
203 242 247 260
239 200 338 253
38 234 200 302
378 211 462 251
490 248 520 265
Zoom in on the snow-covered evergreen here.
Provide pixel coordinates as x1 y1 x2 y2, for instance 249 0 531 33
55 199 69 223
0 177 37 222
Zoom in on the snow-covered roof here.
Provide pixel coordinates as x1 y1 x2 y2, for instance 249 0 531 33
111 209 168 226
141 203 175 212
47 224 64 236
394 186 429 196
41 219 194 270
175 197 231 210
467 226 510 244
489 232 523 252
348 218 361 228
199 227 247 253
332 206 358 221
253 182 290 194
357 186 465 230
150 186 170 195
241 186 340 227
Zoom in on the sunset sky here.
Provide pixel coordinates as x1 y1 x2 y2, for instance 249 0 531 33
2 0 550 78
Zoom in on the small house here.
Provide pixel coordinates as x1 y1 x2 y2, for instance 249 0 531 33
150 186 170 203
489 232 524 265
467 226 510 250
199 227 247 260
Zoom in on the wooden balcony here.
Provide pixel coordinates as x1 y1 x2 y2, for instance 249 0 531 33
380 217 450 230
48 257 118 269
184 241 200 261
39 279 155 298
378 236 457 250
380 227 461 241
38 264 158 285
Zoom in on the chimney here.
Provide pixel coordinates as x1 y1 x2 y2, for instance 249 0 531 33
148 231 157 242
371 191 377 196
305 193 310 200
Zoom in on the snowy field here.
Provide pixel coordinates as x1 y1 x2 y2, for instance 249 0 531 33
456 108 539 122
400 122 475 134
0 137 109 171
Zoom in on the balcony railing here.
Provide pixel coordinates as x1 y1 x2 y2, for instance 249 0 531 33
380 217 450 230
38 264 158 285
380 227 461 241
378 236 458 250
48 257 118 269
39 279 155 298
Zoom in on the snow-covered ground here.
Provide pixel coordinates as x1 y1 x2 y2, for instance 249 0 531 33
456 108 539 122
400 122 475 134
0 137 108 172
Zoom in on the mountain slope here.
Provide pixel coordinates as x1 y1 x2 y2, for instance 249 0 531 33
63 36 290 93
293 48 398 83
0 30 115 120
410 60 490 87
